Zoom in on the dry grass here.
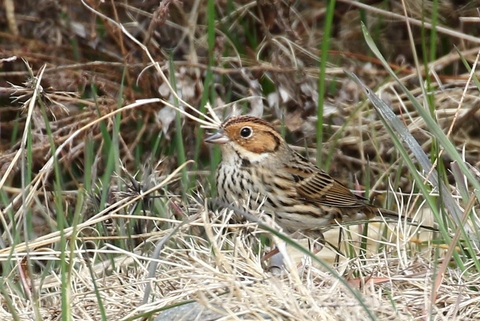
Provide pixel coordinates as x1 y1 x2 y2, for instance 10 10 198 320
0 199 454 320
1 0 480 320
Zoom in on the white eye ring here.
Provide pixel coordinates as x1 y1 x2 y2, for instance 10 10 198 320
239 126 253 139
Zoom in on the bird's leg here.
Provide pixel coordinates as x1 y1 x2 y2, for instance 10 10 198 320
310 232 326 254
261 245 279 261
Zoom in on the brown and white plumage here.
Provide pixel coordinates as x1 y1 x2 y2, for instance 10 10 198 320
205 115 397 234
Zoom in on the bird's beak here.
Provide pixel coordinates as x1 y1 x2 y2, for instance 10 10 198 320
205 129 230 144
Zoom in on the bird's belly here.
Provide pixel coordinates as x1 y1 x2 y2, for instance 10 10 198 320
217 164 322 229
216 163 368 233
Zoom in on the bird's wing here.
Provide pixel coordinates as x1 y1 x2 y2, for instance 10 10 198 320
285 154 366 208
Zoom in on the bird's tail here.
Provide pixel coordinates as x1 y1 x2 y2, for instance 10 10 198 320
375 206 438 232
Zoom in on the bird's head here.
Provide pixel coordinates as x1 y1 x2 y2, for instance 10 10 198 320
205 115 286 164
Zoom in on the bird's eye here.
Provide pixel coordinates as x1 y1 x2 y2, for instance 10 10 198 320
240 126 253 138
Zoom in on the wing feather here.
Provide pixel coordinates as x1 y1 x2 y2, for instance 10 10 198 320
285 153 366 208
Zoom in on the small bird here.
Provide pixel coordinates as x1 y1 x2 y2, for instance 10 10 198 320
205 115 400 239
